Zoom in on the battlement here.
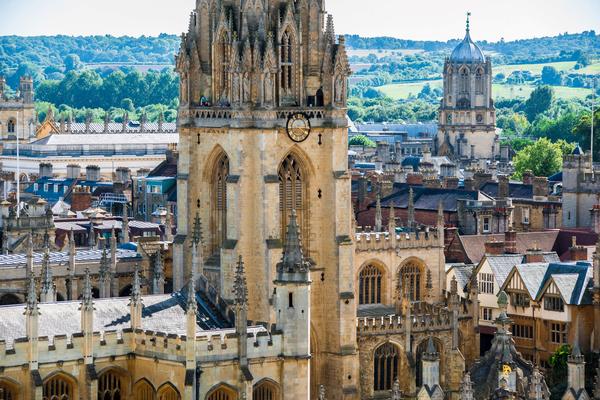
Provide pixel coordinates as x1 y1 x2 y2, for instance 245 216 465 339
0 325 279 368
356 303 453 335
354 229 443 252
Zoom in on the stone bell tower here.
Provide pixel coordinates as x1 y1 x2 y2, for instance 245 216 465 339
436 13 497 161
174 0 357 397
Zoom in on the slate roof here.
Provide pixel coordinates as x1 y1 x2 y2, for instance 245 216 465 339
66 122 177 134
480 182 533 200
537 262 592 304
0 290 233 345
32 133 179 146
376 184 479 212
459 231 559 264
486 254 525 287
449 264 474 291
0 249 140 268
513 263 549 298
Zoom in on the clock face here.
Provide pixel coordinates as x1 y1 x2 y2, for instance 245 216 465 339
286 113 311 142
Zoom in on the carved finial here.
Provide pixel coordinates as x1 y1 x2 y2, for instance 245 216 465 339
388 200 396 233
460 372 474 400
233 255 248 308
391 378 401 400
81 268 93 308
25 274 38 314
278 210 311 274
186 277 197 313
191 212 202 245
130 264 142 304
318 385 326 400
408 187 415 229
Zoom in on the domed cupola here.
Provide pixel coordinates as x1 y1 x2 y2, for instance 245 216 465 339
450 13 485 64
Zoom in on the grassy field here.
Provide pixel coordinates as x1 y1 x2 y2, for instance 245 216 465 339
493 61 577 76
577 62 600 74
347 49 424 57
378 80 592 100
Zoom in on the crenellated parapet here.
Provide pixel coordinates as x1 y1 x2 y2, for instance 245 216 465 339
0 324 280 368
354 229 443 252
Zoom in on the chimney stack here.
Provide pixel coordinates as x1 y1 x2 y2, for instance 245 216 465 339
504 228 517 254
569 236 588 262
484 240 505 255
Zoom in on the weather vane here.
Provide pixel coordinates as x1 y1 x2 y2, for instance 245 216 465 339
466 12 471 32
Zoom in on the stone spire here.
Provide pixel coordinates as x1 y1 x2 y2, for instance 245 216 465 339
129 264 143 330
565 320 587 396
122 204 130 243
233 255 248 308
40 248 56 303
388 200 396 234
98 246 111 298
325 14 335 45
80 269 94 365
233 255 249 370
24 273 39 370
277 210 311 278
460 372 474 400
190 212 204 279
151 251 165 295
407 187 415 230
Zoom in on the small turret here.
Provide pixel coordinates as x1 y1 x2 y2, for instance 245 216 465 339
19 75 34 104
67 228 77 300
274 210 311 359
122 204 130 243
388 200 396 234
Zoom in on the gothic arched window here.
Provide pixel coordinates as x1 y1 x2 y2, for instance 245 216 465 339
0 381 17 400
206 386 237 400
475 68 484 94
373 343 399 391
7 119 15 134
133 380 154 400
280 29 294 94
253 380 279 400
278 154 308 253
210 152 229 254
459 68 469 94
398 261 423 301
359 264 383 305
98 371 122 400
43 375 74 400
157 384 180 400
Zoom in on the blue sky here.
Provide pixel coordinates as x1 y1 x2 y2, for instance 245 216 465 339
1 0 599 41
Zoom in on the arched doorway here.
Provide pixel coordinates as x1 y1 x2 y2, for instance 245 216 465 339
0 293 21 305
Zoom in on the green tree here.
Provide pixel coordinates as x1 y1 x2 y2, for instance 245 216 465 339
547 344 571 400
349 134 376 148
572 109 600 161
541 66 562 85
512 138 564 179
524 85 554 122
64 54 81 72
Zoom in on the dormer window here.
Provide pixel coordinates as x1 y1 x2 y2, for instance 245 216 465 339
510 292 530 307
